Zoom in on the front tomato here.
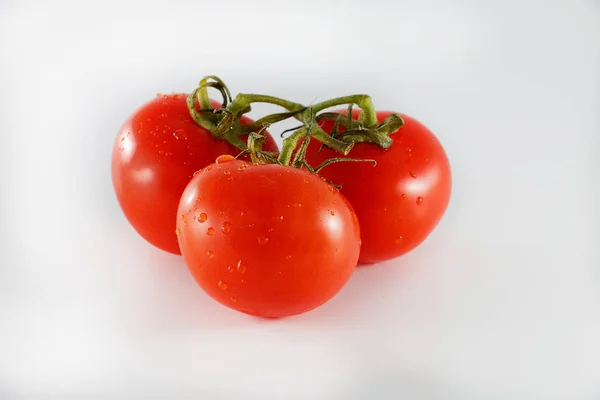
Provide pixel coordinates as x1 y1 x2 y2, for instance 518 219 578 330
111 94 278 255
176 157 361 318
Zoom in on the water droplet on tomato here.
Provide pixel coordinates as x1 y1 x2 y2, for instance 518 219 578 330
303 179 309 184
230 296 237 303
120 136 125 142
285 255 292 260
410 172 417 178
181 214 185 220
197 213 207 222
206 227 215 235
257 236 269 245
217 281 228 290
161 113 167 118
183 220 187 227
330 210 335 216
193 170 201 177
216 165 222 170
416 196 424 206
175 228 180 236
395 236 403 244
207 250 214 258
223 170 231 175
173 94 181 99
328 186 337 193
279 215 284 221
238 164 247 171
227 265 234 273
205 165 213 172
406 146 412 153
221 221 232 234
216 154 236 163
401 193 407 200
236 260 247 273
293 203 302 208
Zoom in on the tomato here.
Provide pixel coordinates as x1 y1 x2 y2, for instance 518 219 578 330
304 110 451 264
111 94 278 255
176 157 360 318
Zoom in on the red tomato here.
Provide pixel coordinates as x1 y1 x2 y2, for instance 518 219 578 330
176 158 360 318
111 94 278 255
305 110 451 264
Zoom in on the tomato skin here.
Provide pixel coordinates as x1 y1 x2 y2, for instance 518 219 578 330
111 94 278 255
305 110 451 264
176 159 360 318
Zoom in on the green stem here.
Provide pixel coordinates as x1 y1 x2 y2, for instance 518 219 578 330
311 94 378 128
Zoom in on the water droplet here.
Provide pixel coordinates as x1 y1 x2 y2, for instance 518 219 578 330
183 220 187 227
238 164 248 171
279 216 284 221
285 255 292 260
230 296 237 303
217 281 228 290
120 136 125 142
406 146 412 153
198 213 207 223
216 154 236 163
227 265 234 273
303 179 309 184
207 250 214 258
206 227 215 235
173 94 181 99
395 236 403 244
181 214 185 220
293 203 302 208
223 170 231 175
257 236 269 245
221 221 232 234
401 193 407 200
161 113 167 118
329 210 335 216
216 165 222 170
328 186 337 193
410 172 417 178
236 260 246 274
175 228 180 236
416 196 424 206
193 170 201 177
204 165 213 172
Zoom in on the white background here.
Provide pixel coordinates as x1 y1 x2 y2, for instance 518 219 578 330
1 0 599 398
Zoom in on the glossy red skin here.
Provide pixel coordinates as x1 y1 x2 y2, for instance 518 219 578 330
111 94 278 255
305 110 451 264
176 159 361 318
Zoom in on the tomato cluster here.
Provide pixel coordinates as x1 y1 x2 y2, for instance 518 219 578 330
111 76 451 318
